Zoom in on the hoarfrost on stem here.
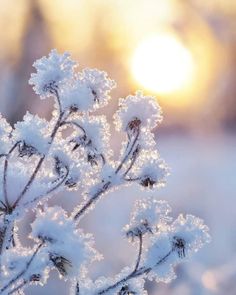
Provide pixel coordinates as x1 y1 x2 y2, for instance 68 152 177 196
0 49 210 295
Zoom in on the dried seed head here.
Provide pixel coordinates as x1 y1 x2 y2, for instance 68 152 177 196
127 117 141 132
30 274 41 282
172 236 186 258
49 253 72 277
140 176 156 188
18 141 40 158
118 285 136 295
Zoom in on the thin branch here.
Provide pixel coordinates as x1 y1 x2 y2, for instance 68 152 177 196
53 88 62 115
0 221 7 256
8 279 28 295
73 181 111 221
123 177 140 182
133 234 143 273
73 128 140 221
98 250 173 295
60 121 86 135
3 142 20 210
0 243 43 294
22 166 69 208
12 111 65 208
12 155 45 209
122 145 140 179
115 128 140 174
75 282 80 295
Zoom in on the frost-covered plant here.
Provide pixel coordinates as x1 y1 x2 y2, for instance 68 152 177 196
0 50 210 295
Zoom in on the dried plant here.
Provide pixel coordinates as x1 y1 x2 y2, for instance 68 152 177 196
0 50 210 295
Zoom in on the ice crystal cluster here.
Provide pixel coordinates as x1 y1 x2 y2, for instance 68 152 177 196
0 50 210 295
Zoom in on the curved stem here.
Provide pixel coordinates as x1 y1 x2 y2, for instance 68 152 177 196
133 234 143 273
75 282 80 295
0 243 43 294
115 129 140 174
60 121 86 135
98 250 173 295
123 145 140 179
23 166 69 208
12 111 65 209
73 181 111 221
73 128 140 221
3 142 19 210
12 156 45 209
54 88 62 115
8 279 28 295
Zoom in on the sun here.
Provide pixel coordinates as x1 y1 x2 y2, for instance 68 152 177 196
131 34 195 94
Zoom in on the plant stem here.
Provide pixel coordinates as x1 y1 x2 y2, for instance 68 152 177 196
115 128 140 174
98 250 173 295
12 111 65 209
133 234 143 272
73 181 111 221
0 243 43 294
8 279 28 295
74 128 140 221
22 166 69 208
3 142 20 210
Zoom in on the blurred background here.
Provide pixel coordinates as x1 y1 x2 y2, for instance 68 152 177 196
0 0 235 294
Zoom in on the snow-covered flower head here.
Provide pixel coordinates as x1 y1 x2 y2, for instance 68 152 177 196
29 50 75 98
70 115 112 164
114 91 162 132
124 197 171 239
129 150 169 189
145 213 210 283
31 206 100 278
79 68 116 108
13 112 50 156
170 214 211 259
50 141 83 190
60 80 95 112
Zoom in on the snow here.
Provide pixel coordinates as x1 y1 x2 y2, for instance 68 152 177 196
13 112 50 156
114 91 162 132
31 206 100 278
29 49 76 98
124 197 172 238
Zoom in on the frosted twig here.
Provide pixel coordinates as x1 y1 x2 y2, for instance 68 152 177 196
0 243 43 294
123 144 140 178
133 234 143 272
60 121 86 135
22 166 70 208
73 181 111 221
115 128 140 174
98 250 173 295
74 127 140 221
8 279 28 295
3 142 20 210
13 110 65 208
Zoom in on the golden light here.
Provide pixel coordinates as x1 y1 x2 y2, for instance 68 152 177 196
131 33 195 95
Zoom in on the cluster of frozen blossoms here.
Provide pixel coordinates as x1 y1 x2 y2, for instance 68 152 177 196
0 50 210 295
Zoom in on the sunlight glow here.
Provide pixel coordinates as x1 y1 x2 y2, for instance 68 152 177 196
131 34 195 94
